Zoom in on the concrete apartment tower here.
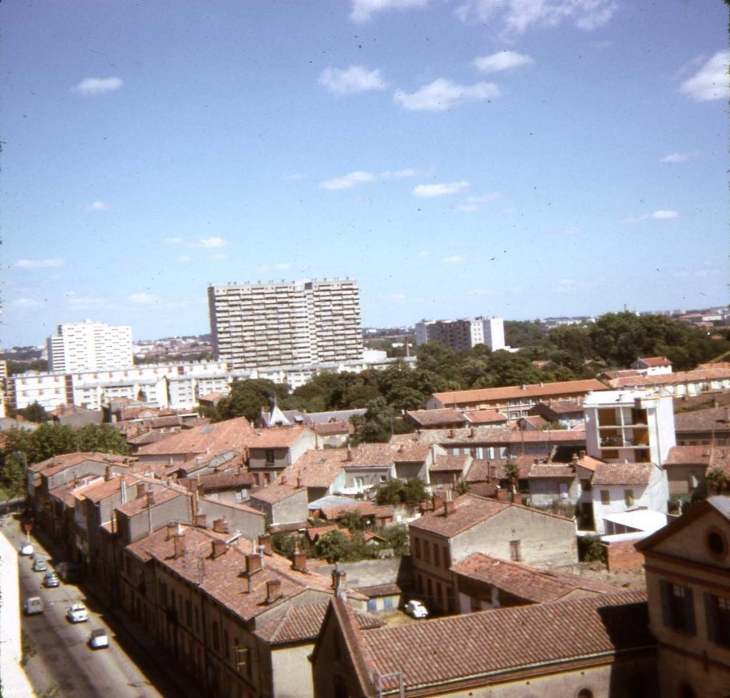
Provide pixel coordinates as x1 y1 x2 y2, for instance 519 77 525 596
47 320 133 373
415 316 505 352
208 278 363 370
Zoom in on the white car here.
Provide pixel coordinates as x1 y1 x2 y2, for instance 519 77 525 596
19 543 34 556
67 602 89 623
404 600 429 619
89 628 109 649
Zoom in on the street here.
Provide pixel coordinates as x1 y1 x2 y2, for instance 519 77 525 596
4 518 178 698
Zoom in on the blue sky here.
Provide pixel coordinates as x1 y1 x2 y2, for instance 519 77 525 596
2 0 727 347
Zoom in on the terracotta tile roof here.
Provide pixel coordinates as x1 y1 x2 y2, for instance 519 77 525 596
356 583 403 598
126 525 367 623
250 481 307 505
519 415 548 429
189 471 254 490
451 553 619 603
247 426 314 449
710 447 730 474
592 462 656 486
78 473 139 503
674 406 730 433
406 409 467 427
431 379 608 406
574 454 603 472
528 464 576 479
313 422 353 436
465 456 533 482
273 449 345 489
390 426 585 447
136 417 256 457
665 445 713 466
305 525 347 542
600 369 641 380
608 366 730 389
463 410 508 424
532 400 585 415
29 451 134 475
636 356 672 367
357 592 652 690
343 442 432 468
116 486 184 516
409 494 510 538
255 602 383 644
318 501 377 520
430 454 471 473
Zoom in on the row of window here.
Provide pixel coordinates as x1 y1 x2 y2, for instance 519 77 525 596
412 537 451 568
599 489 635 506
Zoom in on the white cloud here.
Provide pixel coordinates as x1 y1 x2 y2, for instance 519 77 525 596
473 50 534 73
129 293 162 305
84 201 110 212
455 204 480 213
652 210 680 220
679 51 729 102
197 237 227 248
413 181 470 198
14 258 65 269
11 298 43 308
351 0 428 23
442 255 466 264
455 0 617 35
394 79 500 111
319 65 387 95
66 295 104 307
74 77 123 95
320 171 377 190
622 210 680 223
418 250 430 257
660 151 698 164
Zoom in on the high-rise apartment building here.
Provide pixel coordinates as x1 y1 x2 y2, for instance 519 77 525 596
47 320 133 373
208 279 363 370
415 316 505 352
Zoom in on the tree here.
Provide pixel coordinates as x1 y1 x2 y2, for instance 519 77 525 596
339 510 367 532
402 478 429 508
214 378 290 422
314 530 364 563
504 461 520 495
6 424 77 465
378 525 409 556
374 478 429 509
271 531 297 557
0 451 27 504
706 468 727 496
375 479 405 506
75 425 131 455
19 402 49 424
350 397 395 445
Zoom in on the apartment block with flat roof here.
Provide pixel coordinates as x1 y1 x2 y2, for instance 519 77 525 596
208 279 362 370
47 320 133 373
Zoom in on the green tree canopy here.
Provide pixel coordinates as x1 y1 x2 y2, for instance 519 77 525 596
214 378 291 422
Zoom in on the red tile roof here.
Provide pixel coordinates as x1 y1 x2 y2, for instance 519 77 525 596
391 426 586 447
431 379 608 406
665 445 713 466
136 417 256 457
451 553 619 603
463 410 508 424
592 462 656 486
636 356 672 367
408 494 510 537
250 481 307 505
356 592 651 691
674 406 730 433
527 464 576 478
430 454 471 473
247 426 314 449
608 366 730 389
406 408 468 427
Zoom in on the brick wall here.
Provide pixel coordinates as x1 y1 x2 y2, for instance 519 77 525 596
604 539 644 572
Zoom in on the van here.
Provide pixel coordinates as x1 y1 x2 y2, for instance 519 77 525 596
24 597 43 615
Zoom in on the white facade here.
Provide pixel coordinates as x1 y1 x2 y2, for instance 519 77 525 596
415 316 505 352
208 278 363 370
47 320 133 373
583 389 676 466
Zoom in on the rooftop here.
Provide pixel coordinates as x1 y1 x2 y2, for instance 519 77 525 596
431 379 608 406
136 417 256 457
592 462 656 486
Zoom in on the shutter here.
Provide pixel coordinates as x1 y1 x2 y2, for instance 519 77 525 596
706 593 718 644
685 587 697 636
659 580 672 627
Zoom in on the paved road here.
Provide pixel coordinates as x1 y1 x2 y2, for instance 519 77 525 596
6 520 170 698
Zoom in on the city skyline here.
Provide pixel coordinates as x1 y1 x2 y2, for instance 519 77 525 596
2 1 727 348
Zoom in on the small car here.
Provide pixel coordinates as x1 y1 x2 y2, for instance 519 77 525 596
33 557 48 572
24 596 44 615
19 543 34 556
66 602 89 623
404 600 429 619
89 628 109 649
43 572 60 588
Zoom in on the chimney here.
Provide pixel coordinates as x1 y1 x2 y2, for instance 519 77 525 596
211 540 228 558
245 553 262 576
213 517 230 534
173 529 186 559
258 534 272 555
521 385 527 391
432 491 445 511
146 491 156 507
291 544 307 572
280 475 287 485
296 475 303 489
443 490 455 516
105 465 113 482
398 443 404 453
136 482 146 499
331 563 347 593
346 445 353 462
579 449 586 459
266 579 282 604
166 523 177 540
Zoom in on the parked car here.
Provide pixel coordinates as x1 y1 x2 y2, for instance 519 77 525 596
19 543 34 556
33 557 48 572
89 628 109 649
404 600 429 619
43 572 60 588
24 596 44 615
66 602 89 623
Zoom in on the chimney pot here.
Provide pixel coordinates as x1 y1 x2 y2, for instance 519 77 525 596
211 540 227 558
246 553 262 576
266 579 282 603
291 547 307 572
258 533 272 555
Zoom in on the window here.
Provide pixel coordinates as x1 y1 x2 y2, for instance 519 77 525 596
600 490 610 505
414 537 421 559
659 581 696 635
443 547 450 569
706 528 728 559
424 541 431 564
509 540 521 562
433 545 440 568
367 599 377 613
705 594 730 647
624 489 635 507
379 474 387 483
264 449 275 465
581 478 592 492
